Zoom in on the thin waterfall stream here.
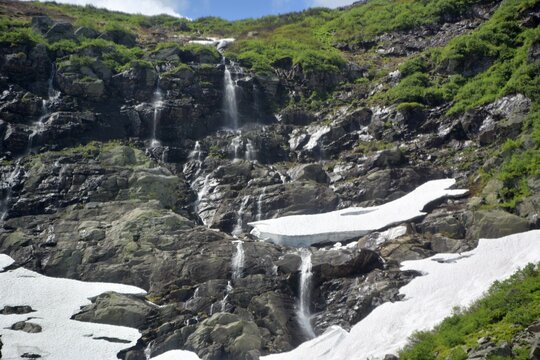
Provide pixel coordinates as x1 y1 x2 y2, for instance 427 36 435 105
223 59 239 130
256 186 267 221
232 195 250 237
231 240 245 281
150 76 163 147
297 249 316 339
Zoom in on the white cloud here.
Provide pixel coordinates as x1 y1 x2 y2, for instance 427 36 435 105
309 0 359 8
31 0 187 17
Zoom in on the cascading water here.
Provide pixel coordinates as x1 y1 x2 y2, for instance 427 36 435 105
231 135 243 161
297 249 316 339
0 161 23 223
189 141 203 163
184 141 204 179
28 64 60 154
150 77 163 147
256 186 267 221
231 240 245 281
219 281 233 312
195 174 212 223
232 195 250 237
223 60 239 130
245 139 257 161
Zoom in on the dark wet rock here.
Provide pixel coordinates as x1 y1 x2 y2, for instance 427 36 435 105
466 210 530 240
74 26 100 39
288 163 329 184
0 305 34 315
313 269 418 332
529 40 540 63
467 341 513 359
11 321 42 333
366 148 405 169
430 235 466 253
185 313 262 360
45 22 76 43
99 29 137 47
417 208 467 239
379 234 433 262
31 15 54 34
73 292 157 329
311 248 383 281
279 107 316 126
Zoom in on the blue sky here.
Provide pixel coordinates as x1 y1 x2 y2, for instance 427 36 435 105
32 0 357 20
184 0 354 20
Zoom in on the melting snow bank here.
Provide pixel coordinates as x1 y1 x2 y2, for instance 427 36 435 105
249 179 467 247
262 230 540 360
0 254 14 271
0 255 146 360
150 350 202 360
189 38 235 51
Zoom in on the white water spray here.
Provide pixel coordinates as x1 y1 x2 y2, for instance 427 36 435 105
219 281 233 312
0 161 23 223
223 61 239 130
256 187 267 221
28 64 60 154
150 77 163 147
231 240 245 281
245 139 257 161
297 249 316 339
231 134 243 161
232 195 250 237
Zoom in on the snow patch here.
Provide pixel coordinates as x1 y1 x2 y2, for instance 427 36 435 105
249 179 467 247
150 350 202 360
0 254 146 359
262 230 540 360
0 254 14 271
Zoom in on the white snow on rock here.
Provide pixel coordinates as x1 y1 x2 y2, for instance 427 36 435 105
262 229 540 360
0 253 14 271
189 38 235 50
150 350 202 360
249 179 467 247
0 255 147 360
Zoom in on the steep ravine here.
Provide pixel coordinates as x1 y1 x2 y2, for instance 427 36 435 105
0 1 539 359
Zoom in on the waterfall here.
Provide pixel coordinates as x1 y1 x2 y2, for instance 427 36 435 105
150 77 163 147
184 141 204 179
245 139 257 161
232 195 250 237
223 61 239 130
0 161 23 223
231 135 243 161
28 64 60 154
144 340 155 360
219 281 233 312
256 187 266 221
297 249 316 339
45 225 56 245
189 141 203 163
231 240 245 281
194 174 213 225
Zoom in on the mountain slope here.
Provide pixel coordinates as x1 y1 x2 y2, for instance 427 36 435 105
0 0 539 359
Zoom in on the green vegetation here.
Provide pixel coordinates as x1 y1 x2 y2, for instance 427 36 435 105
490 107 540 209
0 18 45 46
400 263 540 360
382 0 540 113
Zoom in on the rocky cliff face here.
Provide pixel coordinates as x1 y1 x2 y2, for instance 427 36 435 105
0 1 539 359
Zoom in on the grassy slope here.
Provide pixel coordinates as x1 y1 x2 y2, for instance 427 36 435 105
400 264 540 360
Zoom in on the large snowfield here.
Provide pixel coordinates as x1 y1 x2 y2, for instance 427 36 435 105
0 258 146 360
249 179 468 247
1 229 539 360
262 230 540 360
